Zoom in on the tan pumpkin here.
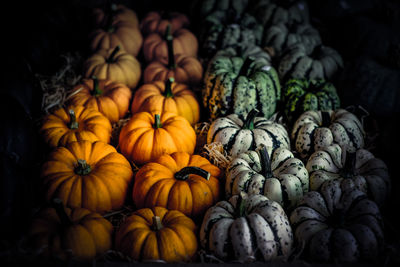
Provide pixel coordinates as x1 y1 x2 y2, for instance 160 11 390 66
140 11 190 36
83 45 141 89
115 206 197 262
131 78 200 125
66 77 132 124
40 105 112 148
119 111 196 165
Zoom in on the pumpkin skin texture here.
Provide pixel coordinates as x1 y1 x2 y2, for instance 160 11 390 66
282 79 341 126
290 180 384 263
131 78 200 125
200 193 293 262
119 111 196 165
83 45 141 89
28 201 113 261
133 152 222 218
40 105 112 148
40 140 133 213
207 110 290 158
115 207 197 262
226 145 309 210
306 144 390 207
140 11 190 36
67 77 132 124
291 109 365 159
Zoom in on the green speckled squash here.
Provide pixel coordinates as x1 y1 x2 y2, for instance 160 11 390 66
282 79 340 125
200 193 293 262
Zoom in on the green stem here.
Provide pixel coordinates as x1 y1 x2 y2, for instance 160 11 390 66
68 109 79 129
321 111 331 127
107 45 120 63
165 24 176 69
153 114 162 129
52 198 72 226
164 77 174 98
238 57 254 77
152 216 163 231
259 145 273 179
74 159 92 175
104 3 118 32
92 76 103 96
174 166 210 181
237 192 247 217
243 109 259 130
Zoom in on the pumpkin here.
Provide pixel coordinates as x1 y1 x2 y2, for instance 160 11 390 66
131 78 200 125
133 152 222 218
115 206 197 262
278 43 344 82
143 24 203 86
140 11 190 36
89 3 142 56
291 109 365 159
40 140 133 213
282 79 341 126
66 77 132 124
226 145 309 210
119 111 196 165
290 180 384 263
305 144 391 207
40 105 112 148
200 192 293 262
83 45 141 89
203 49 280 120
27 199 113 261
207 109 290 158
143 24 198 63
262 23 321 57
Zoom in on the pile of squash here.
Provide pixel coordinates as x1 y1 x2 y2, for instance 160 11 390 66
26 0 392 265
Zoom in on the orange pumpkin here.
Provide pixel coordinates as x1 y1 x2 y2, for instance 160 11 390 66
119 111 196 165
28 199 113 261
143 24 198 63
89 4 142 56
140 11 190 36
40 105 112 148
83 45 141 89
131 78 200 125
67 77 132 124
115 206 197 262
133 152 222 218
40 140 133 213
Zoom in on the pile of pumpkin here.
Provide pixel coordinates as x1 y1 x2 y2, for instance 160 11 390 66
26 0 391 264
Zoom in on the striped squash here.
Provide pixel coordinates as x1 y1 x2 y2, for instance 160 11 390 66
207 109 290 158
282 79 340 125
306 144 391 207
200 193 293 262
278 43 344 82
203 49 280 120
291 109 364 159
290 180 384 262
226 145 309 210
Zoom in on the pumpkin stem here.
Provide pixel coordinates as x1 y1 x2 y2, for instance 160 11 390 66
321 111 331 127
104 3 118 32
259 145 273 179
341 151 357 179
174 166 210 181
68 109 79 129
165 24 176 69
74 159 92 175
92 76 103 96
164 77 175 98
243 109 259 130
52 198 72 226
237 192 248 217
107 45 120 63
238 56 254 77
152 216 163 231
153 114 162 129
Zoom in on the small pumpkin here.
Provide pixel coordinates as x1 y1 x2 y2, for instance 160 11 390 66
290 180 384 263
207 109 290 158
66 77 132 124
115 206 197 262
133 152 222 218
306 144 390 207
200 192 293 262
143 24 198 63
131 78 200 125
40 105 112 148
40 140 133 213
282 79 341 126
140 11 190 36
83 45 141 89
119 111 196 165
291 109 364 159
226 145 309 210
27 199 113 261
89 3 142 56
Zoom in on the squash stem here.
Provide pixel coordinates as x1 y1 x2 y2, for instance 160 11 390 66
164 77 175 98
107 45 120 63
153 114 162 129
152 216 163 231
92 76 103 96
243 109 259 130
237 192 247 217
104 3 118 32
321 111 331 127
165 24 176 69
238 56 254 77
52 198 72 226
68 109 79 129
174 166 210 181
259 145 273 178
341 151 356 178
74 159 92 175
